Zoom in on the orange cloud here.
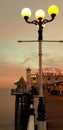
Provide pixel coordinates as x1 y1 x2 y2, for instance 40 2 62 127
0 60 26 88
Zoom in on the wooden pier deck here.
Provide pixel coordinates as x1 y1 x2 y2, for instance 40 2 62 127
45 91 63 130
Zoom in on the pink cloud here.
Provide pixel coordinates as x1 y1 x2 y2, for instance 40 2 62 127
0 60 26 88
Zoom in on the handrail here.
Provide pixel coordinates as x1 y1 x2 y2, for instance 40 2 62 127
27 104 35 130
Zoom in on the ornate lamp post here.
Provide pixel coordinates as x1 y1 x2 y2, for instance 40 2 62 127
21 5 59 130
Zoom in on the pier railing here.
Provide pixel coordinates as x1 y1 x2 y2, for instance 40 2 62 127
27 104 34 130
11 88 27 95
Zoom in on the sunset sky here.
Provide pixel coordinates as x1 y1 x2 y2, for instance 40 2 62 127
0 0 63 88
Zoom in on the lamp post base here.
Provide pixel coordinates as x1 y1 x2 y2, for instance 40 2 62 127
37 97 47 130
38 121 47 130
34 96 47 130
37 97 46 121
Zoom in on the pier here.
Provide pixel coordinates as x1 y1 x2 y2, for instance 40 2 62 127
11 87 63 130
11 68 63 130
11 89 34 130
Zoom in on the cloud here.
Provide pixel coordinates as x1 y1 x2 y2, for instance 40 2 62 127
0 59 26 88
0 49 63 88
19 53 38 68
43 55 63 69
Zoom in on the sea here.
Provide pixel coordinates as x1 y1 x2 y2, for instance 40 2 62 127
0 88 15 130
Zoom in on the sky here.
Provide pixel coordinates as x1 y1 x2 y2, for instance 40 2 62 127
0 0 63 88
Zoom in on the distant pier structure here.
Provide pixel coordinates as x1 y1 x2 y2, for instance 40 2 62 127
11 67 63 130
26 67 31 91
11 68 37 130
11 76 33 130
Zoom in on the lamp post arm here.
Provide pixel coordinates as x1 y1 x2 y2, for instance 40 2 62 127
24 16 38 25
42 14 56 24
24 14 56 30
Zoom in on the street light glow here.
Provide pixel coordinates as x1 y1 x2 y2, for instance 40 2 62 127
48 5 59 16
35 9 45 19
21 8 32 18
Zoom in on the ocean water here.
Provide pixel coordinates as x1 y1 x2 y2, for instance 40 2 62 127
0 88 15 130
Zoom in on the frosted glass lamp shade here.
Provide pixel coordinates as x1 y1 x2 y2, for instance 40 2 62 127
35 9 45 19
21 8 32 18
48 5 59 16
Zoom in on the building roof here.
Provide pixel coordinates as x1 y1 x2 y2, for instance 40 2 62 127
14 77 26 86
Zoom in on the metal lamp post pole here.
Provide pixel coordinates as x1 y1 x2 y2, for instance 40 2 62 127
21 5 59 130
38 25 43 97
37 21 47 130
